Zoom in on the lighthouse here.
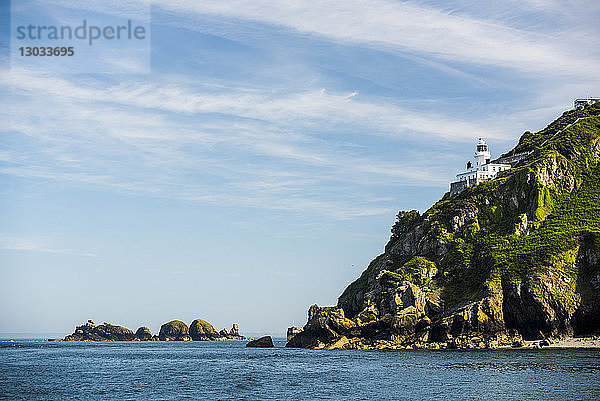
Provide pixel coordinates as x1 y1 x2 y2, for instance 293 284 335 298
474 138 491 167
449 138 511 196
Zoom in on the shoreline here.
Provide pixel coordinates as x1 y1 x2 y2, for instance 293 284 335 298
2 335 600 349
522 336 600 349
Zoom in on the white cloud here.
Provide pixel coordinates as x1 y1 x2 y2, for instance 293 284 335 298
8 0 597 222
153 0 600 80
1 68 468 219
1 70 506 142
0 236 97 257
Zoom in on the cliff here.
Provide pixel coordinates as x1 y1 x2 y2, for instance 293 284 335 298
287 102 600 350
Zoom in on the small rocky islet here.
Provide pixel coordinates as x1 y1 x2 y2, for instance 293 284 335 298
246 336 274 348
63 319 246 342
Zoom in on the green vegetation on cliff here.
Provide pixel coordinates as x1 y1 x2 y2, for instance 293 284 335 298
434 106 600 308
302 102 600 349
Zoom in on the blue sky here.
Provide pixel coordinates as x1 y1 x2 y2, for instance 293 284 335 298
1 0 599 337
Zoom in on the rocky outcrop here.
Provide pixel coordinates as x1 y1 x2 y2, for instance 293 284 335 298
64 320 135 341
287 326 303 341
288 103 600 350
134 326 156 341
501 269 579 339
189 319 246 340
246 336 274 348
190 319 219 340
159 320 191 341
63 319 246 342
226 323 246 340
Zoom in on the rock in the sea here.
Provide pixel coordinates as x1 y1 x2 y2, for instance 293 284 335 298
246 336 274 348
186 319 246 341
287 326 303 341
226 323 246 340
64 318 245 342
189 319 219 340
64 320 134 341
286 305 341 348
159 320 191 341
134 326 154 341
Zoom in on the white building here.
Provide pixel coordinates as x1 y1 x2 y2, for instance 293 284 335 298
574 98 600 109
449 138 511 196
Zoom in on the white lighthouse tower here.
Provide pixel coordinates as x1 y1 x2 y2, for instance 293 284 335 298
474 138 491 167
449 138 511 195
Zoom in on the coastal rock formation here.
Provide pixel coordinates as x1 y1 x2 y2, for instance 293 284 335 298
159 320 191 341
287 326 303 341
134 326 156 341
63 319 246 342
64 320 134 341
287 103 600 350
190 319 219 340
190 320 247 340
226 323 245 340
246 336 274 348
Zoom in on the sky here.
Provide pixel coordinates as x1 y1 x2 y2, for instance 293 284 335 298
0 0 599 337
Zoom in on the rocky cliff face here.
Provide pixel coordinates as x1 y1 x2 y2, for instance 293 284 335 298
288 103 600 350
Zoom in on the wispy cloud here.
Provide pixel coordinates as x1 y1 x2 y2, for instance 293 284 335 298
2 69 465 219
153 0 600 80
4 0 598 220
1 71 506 141
0 236 97 257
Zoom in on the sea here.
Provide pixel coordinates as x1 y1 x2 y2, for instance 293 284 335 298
1 338 599 400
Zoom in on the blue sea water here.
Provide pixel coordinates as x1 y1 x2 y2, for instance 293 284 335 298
1 339 599 400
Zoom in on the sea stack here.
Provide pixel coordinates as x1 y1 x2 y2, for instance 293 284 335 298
134 326 156 341
189 319 219 340
159 320 191 341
